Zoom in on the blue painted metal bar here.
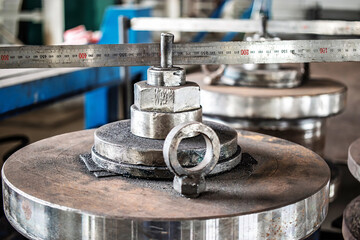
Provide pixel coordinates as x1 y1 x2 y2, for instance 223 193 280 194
0 67 120 120
85 5 152 129
221 0 272 41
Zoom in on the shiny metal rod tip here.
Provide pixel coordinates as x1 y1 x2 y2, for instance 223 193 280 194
161 33 174 68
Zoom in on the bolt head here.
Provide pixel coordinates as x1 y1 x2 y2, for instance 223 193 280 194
173 175 206 198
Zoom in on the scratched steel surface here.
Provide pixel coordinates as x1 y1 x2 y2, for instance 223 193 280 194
342 196 360 240
2 129 329 239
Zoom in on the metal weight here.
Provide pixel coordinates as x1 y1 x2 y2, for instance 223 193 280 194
163 121 220 198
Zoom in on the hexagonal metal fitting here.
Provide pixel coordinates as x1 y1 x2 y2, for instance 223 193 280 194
134 81 200 112
173 175 206 198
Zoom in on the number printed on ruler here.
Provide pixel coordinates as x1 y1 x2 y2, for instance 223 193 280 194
0 39 358 68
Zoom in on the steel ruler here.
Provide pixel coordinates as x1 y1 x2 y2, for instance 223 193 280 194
131 18 360 36
0 39 359 69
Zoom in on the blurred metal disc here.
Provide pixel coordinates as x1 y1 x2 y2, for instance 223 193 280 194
189 73 346 119
348 138 360 182
221 65 301 88
2 130 330 240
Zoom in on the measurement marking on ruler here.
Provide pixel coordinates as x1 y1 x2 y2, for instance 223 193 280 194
0 39 359 68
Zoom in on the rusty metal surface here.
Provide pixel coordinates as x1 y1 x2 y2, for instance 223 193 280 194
204 117 344 203
342 195 360 240
348 138 360 182
2 130 330 239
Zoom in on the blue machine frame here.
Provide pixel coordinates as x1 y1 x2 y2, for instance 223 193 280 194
85 6 152 128
0 68 119 120
0 5 152 129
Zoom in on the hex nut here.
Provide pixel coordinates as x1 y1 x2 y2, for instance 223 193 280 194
134 81 200 112
173 175 206 198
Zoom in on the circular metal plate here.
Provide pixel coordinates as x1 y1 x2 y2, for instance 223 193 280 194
348 138 360 182
189 72 346 119
342 195 360 240
94 120 238 166
221 65 301 88
2 130 330 240
204 116 342 202
91 145 242 179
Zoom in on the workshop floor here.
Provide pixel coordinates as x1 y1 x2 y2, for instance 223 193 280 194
0 62 359 239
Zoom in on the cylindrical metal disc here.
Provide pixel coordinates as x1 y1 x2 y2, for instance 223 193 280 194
2 130 329 240
130 105 202 139
221 65 301 88
94 120 238 167
189 73 346 119
348 138 360 182
342 195 360 240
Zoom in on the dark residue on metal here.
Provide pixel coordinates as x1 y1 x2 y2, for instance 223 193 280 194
96 120 237 151
240 152 258 167
344 196 360 239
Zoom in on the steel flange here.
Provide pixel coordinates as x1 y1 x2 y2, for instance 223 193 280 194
90 120 241 179
2 130 330 240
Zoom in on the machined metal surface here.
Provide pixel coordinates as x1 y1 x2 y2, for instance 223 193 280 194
3 129 329 240
342 195 360 240
134 81 200 112
147 66 186 87
190 73 347 119
160 33 173 69
221 65 301 88
204 116 342 202
131 18 360 36
164 122 220 198
130 105 202 139
348 138 360 182
93 120 238 167
1 39 360 68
